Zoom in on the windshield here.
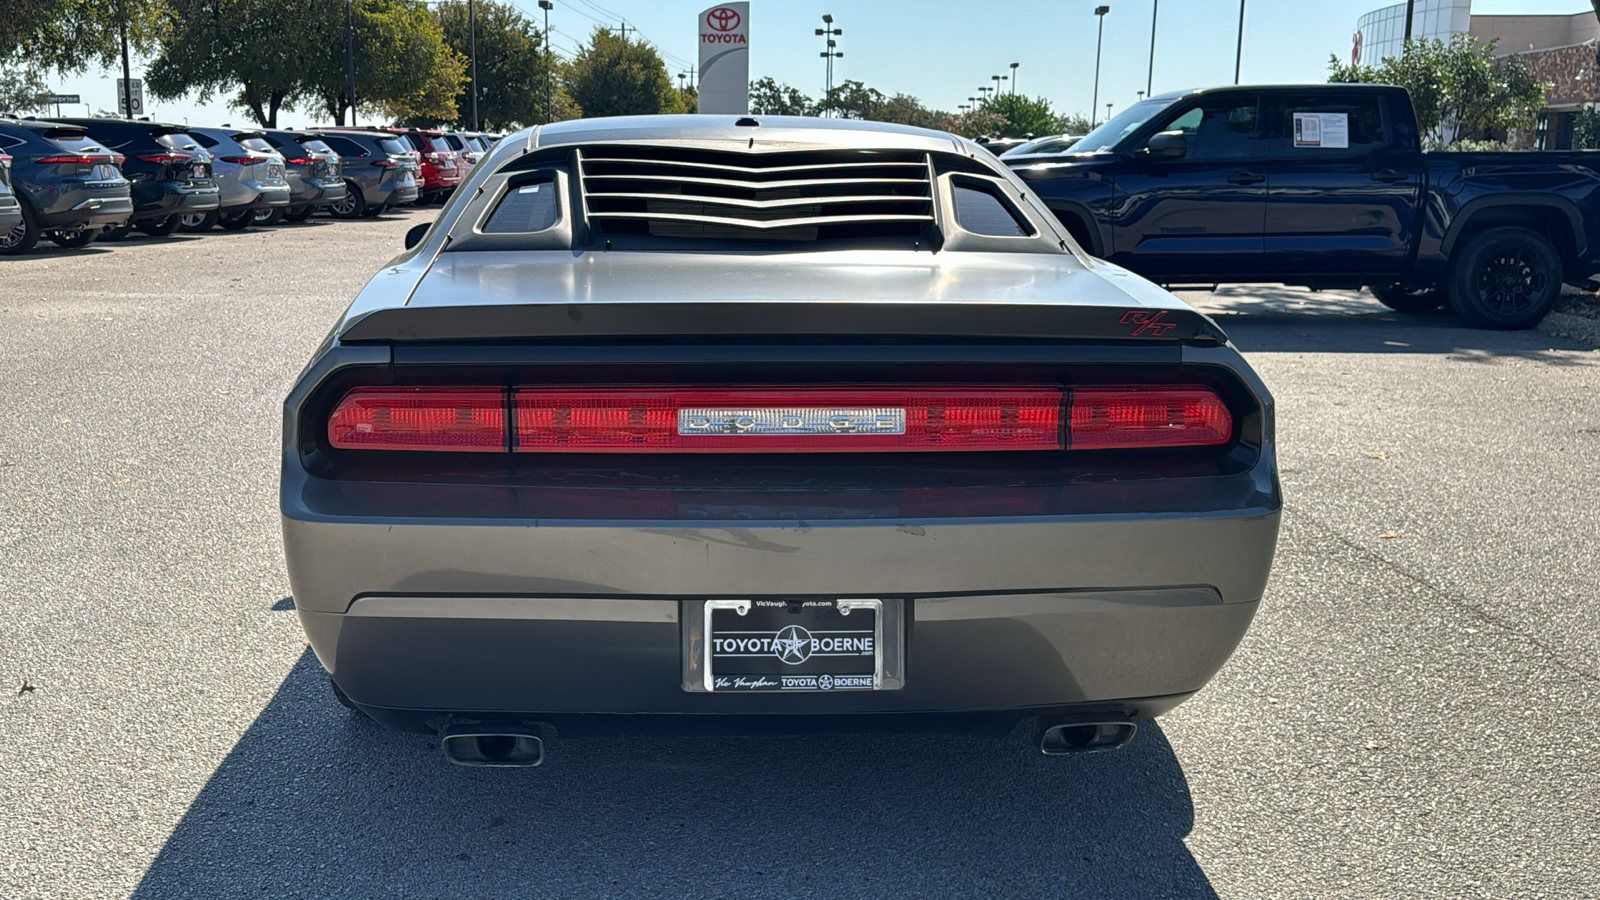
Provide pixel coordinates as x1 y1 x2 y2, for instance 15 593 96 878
1068 98 1175 154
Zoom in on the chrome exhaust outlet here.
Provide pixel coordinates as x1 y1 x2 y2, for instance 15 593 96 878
1038 718 1137 755
441 726 544 767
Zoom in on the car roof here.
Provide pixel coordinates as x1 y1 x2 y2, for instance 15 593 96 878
526 115 968 155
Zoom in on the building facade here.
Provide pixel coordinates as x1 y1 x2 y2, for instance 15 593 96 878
1355 2 1600 149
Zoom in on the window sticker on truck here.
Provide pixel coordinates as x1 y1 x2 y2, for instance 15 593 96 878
1294 112 1349 149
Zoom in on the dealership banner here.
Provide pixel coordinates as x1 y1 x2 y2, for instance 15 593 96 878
698 3 749 115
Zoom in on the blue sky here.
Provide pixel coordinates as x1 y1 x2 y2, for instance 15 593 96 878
41 0 1595 128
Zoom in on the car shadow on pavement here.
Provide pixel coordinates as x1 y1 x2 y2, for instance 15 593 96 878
1179 286 1596 363
131 649 1217 898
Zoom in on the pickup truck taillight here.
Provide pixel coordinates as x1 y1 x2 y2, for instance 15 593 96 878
326 386 1233 453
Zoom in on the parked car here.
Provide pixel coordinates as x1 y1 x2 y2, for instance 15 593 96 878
0 118 135 254
317 130 420 218
384 126 461 203
260 129 347 222
443 131 481 179
281 115 1281 767
1009 83 1600 329
178 127 290 231
999 133 1083 159
50 117 219 239
0 149 26 239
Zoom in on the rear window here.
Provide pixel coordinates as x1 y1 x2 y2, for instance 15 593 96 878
237 137 274 153
300 139 334 156
443 134 464 150
379 137 410 156
159 132 204 152
482 176 560 233
322 135 368 157
47 134 108 155
429 136 452 153
953 182 1031 237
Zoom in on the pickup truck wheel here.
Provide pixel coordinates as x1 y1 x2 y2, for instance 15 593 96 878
1446 226 1562 330
1369 284 1444 313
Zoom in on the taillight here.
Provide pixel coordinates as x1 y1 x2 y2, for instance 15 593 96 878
218 155 262 165
323 385 1235 454
514 388 1063 453
1067 388 1232 449
285 157 312 164
110 153 126 165
372 160 398 169
327 389 506 451
36 155 101 164
137 152 193 164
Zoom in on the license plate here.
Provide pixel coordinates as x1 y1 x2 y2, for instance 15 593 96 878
268 164 282 178
191 164 206 179
704 599 882 692
91 164 118 181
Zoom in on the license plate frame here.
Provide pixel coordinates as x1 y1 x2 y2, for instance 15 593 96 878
701 598 887 692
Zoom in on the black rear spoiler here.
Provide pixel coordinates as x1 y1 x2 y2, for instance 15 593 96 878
339 302 1227 345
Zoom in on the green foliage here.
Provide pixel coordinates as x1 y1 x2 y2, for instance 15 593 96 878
976 92 1074 138
874 93 942 129
1444 138 1508 152
0 67 50 114
432 0 572 130
1574 108 1600 150
1327 35 1547 149
748 77 809 116
934 109 1009 140
2 0 166 75
299 0 464 126
147 0 321 127
816 80 885 120
566 28 679 118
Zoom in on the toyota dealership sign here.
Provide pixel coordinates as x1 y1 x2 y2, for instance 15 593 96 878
698 3 749 115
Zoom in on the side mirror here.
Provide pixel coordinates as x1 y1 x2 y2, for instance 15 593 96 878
404 221 430 250
1145 131 1188 160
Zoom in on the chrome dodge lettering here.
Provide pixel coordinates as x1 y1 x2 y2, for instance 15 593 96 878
678 407 907 437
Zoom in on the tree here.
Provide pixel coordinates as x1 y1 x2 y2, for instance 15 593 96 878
875 93 942 129
748 77 809 116
0 67 49 114
567 28 679 118
977 93 1074 138
816 79 885 120
1327 35 1546 148
302 0 465 126
147 0 322 127
432 0 571 130
2 0 166 75
934 109 1009 140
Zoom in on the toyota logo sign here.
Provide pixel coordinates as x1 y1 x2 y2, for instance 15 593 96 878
707 6 740 31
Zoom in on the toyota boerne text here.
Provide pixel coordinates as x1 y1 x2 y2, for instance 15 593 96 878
280 115 1281 767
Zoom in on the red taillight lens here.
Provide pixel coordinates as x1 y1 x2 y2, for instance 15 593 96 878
218 155 262 165
137 152 193 164
512 388 1063 453
328 388 506 451
36 155 100 164
1067 387 1232 449
285 157 312 164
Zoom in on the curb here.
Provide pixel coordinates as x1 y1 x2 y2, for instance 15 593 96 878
1539 311 1600 349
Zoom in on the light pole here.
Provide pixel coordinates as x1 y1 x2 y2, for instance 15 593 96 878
991 74 1006 97
816 14 843 116
468 0 479 130
345 0 357 125
1010 61 1019 95
1146 0 1158 97
1106 102 1113 122
539 0 553 123
1091 5 1110 129
1234 0 1245 85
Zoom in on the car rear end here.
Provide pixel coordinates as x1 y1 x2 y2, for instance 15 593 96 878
191 128 290 218
54 120 221 228
283 120 1279 754
0 122 134 229
267 132 346 215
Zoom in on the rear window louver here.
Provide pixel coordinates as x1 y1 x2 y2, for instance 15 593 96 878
577 145 934 241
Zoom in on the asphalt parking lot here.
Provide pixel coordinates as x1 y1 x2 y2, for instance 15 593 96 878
2 211 1597 899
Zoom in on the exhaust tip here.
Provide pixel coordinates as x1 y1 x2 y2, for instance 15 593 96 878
441 727 545 767
1039 718 1137 755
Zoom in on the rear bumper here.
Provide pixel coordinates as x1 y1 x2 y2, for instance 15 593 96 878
293 177 346 207
222 183 292 212
134 183 220 220
284 478 1278 721
0 195 22 229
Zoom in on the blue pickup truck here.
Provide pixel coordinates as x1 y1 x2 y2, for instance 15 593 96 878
1007 83 1600 329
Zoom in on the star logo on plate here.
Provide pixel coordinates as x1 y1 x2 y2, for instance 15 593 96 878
773 625 813 665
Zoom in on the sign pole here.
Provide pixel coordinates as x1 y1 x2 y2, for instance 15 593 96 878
120 21 133 118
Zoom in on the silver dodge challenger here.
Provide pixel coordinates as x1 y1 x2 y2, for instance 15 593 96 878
282 115 1280 766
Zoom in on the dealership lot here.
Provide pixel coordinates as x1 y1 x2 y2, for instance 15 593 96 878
1 212 1597 898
